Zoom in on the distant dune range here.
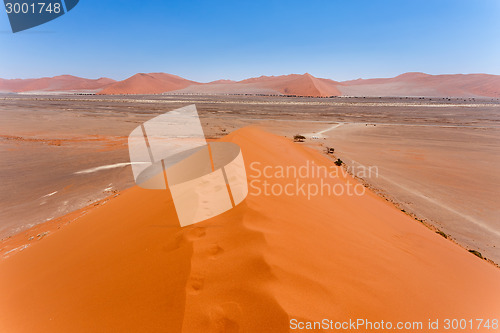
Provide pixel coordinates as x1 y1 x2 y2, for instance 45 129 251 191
97 73 200 95
0 75 115 93
340 72 500 97
1 72 499 97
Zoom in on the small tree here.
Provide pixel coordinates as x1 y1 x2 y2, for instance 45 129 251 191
293 134 306 142
468 250 483 259
334 158 343 166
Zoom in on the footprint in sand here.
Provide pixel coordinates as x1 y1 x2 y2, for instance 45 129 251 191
162 233 185 252
207 244 224 259
185 227 206 241
186 275 204 295
210 302 242 333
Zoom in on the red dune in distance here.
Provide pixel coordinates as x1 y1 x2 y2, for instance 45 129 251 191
97 73 200 95
100 72 499 97
2 72 500 97
0 127 499 332
340 72 500 97
0 75 115 92
98 73 341 97
237 73 342 97
168 73 342 97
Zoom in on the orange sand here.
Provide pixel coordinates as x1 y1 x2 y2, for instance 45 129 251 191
165 73 343 97
0 127 499 332
98 73 341 97
238 73 342 97
0 75 115 92
97 73 200 95
341 72 500 97
3 72 499 97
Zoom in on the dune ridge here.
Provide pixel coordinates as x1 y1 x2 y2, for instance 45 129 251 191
3 72 499 97
0 75 115 93
97 73 200 95
165 73 342 97
237 73 342 97
340 72 500 97
0 127 499 332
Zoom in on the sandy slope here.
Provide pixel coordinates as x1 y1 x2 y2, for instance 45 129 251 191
340 72 500 97
97 73 200 95
165 82 283 96
89 72 500 97
131 73 342 97
2 72 500 97
0 75 115 93
238 73 342 97
0 127 499 333
317 123 500 263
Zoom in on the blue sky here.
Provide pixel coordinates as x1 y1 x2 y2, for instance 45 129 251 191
0 0 499 82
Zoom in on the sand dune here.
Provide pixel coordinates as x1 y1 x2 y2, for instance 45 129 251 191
2 72 500 97
238 73 342 97
0 127 498 332
167 74 342 97
165 82 283 96
341 72 500 97
0 75 115 93
109 73 342 97
97 73 200 95
104 72 500 97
